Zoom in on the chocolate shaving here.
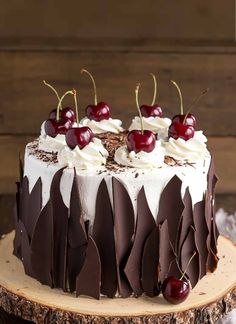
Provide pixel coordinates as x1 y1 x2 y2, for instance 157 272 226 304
76 236 101 300
50 168 68 290
67 171 88 292
125 187 156 296
193 200 209 279
141 227 159 297
30 201 53 287
112 177 134 297
156 175 184 252
93 179 117 298
181 226 200 288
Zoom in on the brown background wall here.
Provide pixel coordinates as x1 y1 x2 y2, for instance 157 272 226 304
0 0 235 198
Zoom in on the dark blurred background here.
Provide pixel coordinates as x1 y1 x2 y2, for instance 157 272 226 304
0 1 235 321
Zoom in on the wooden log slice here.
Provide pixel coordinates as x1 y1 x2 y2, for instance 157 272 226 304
0 232 236 324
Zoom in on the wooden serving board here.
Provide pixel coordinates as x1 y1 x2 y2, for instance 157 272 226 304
0 232 236 324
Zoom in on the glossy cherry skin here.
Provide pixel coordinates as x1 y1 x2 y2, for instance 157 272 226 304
127 130 156 153
86 101 111 121
44 118 73 138
66 127 93 150
168 122 195 141
140 104 163 118
49 107 75 123
172 113 196 128
162 276 190 304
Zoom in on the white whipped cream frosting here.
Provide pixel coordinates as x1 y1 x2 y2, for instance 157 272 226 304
161 131 209 163
114 141 165 169
38 121 78 153
80 117 124 134
129 116 171 134
57 138 108 171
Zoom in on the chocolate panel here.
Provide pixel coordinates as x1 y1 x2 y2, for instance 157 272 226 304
125 187 156 296
68 171 87 292
180 226 200 288
178 188 193 253
156 175 184 252
193 200 209 279
31 201 53 287
18 220 34 278
26 178 42 240
112 177 134 297
141 227 159 297
76 236 101 300
19 176 30 229
50 168 68 290
93 179 117 298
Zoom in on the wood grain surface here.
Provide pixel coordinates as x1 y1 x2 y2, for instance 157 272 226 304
0 1 234 40
0 48 236 136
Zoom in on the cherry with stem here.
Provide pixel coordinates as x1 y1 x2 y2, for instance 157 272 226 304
162 251 197 304
140 73 163 118
126 83 156 153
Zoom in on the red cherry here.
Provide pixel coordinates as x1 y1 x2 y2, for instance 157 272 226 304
86 102 111 121
66 127 93 149
140 104 163 118
162 276 190 304
49 107 75 123
168 122 195 141
172 113 196 128
127 130 156 153
44 118 73 138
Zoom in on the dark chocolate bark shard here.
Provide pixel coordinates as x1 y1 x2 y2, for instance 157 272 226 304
68 171 87 292
207 219 219 273
18 220 34 277
50 168 68 290
193 200 209 279
31 201 53 287
112 177 134 297
93 179 117 298
76 236 101 300
178 188 193 253
158 220 181 282
26 177 42 240
156 175 184 252
141 226 159 297
180 226 200 288
19 176 30 228
19 155 24 183
125 187 156 296
13 181 21 258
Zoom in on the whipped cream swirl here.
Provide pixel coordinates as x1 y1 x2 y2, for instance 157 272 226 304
80 117 124 134
114 141 165 169
129 116 171 134
162 131 209 163
58 138 108 170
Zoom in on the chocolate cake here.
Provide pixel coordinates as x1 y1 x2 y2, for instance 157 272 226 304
13 77 219 302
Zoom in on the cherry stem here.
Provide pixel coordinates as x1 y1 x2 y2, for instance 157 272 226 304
183 88 210 124
180 251 197 281
72 89 79 124
56 90 74 121
81 69 98 105
43 80 62 110
171 80 184 115
150 73 157 106
135 83 144 135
